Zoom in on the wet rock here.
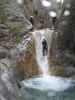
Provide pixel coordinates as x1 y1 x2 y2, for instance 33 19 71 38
64 66 75 77
0 24 8 29
0 46 9 59
17 33 39 79
48 30 75 77
0 24 9 38
32 0 54 28
8 15 24 22
6 0 32 31
0 58 11 71
23 0 34 18
48 30 65 76
0 58 22 100
0 0 33 49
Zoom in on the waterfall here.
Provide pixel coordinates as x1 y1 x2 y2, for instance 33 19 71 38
21 29 75 100
32 29 53 76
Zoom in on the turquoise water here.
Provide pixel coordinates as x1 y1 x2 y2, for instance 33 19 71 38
21 76 75 100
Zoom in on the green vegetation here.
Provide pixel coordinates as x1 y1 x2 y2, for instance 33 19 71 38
15 33 21 44
10 26 23 43
10 26 23 34
0 0 8 23
33 9 38 16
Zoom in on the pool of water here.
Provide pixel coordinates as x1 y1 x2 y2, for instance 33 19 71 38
20 75 75 100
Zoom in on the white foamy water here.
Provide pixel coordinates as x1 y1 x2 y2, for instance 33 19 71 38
22 76 75 92
32 30 49 75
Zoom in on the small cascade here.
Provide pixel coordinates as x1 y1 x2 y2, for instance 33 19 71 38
32 29 53 76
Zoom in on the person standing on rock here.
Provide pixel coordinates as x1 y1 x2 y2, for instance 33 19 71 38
29 16 34 25
29 16 34 31
49 11 57 29
42 37 48 56
52 16 57 29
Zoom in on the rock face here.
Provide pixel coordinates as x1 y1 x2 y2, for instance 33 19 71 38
0 0 32 48
33 0 52 28
48 29 75 78
0 1 34 99
0 58 22 100
45 30 65 76
17 33 39 79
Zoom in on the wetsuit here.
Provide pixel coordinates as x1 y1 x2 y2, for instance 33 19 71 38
42 39 48 56
52 17 57 28
29 16 34 25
